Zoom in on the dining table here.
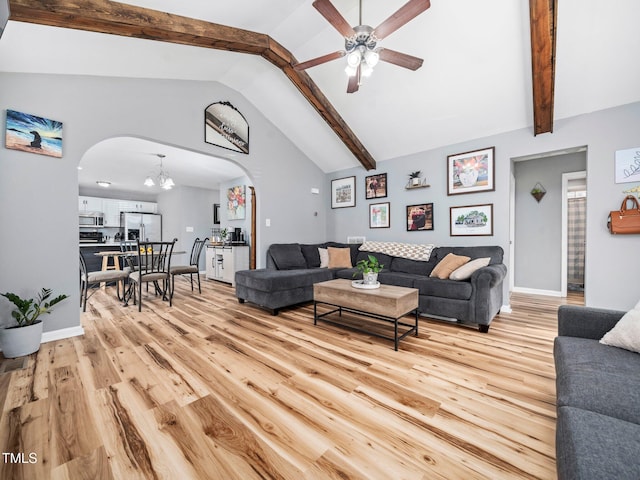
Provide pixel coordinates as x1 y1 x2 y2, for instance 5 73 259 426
93 250 186 302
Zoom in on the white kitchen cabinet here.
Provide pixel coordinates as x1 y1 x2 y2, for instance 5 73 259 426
205 245 249 286
79 196 158 226
78 196 103 213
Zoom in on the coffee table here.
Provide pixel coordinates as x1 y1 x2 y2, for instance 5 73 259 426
313 279 419 351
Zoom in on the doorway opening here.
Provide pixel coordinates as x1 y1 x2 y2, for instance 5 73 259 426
510 147 587 299
561 171 587 297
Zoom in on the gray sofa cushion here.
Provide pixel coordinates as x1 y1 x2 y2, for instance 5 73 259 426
300 243 324 268
390 257 436 276
355 250 393 269
235 268 333 292
269 244 307 270
556 406 640 480
554 336 640 424
413 277 473 300
377 272 420 289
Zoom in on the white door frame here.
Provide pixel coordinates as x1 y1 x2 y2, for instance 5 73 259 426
561 171 587 297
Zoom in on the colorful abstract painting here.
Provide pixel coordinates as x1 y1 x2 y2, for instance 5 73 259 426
227 185 246 220
5 109 63 158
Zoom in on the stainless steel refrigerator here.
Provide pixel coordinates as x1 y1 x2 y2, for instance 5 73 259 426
120 212 162 241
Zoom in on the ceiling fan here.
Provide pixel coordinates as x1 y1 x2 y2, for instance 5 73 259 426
294 0 430 93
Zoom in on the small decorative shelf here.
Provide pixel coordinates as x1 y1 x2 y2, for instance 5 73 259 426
405 179 430 190
531 182 547 202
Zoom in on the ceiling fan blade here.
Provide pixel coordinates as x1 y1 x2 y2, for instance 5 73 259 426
378 48 424 70
294 51 345 71
347 65 360 93
373 0 431 40
313 0 356 38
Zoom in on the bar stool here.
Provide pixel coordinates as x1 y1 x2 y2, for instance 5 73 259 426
100 252 122 288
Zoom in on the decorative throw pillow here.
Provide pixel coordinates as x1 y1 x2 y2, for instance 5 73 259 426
327 247 352 268
430 253 470 280
318 248 329 268
449 257 491 281
600 309 640 353
269 244 307 270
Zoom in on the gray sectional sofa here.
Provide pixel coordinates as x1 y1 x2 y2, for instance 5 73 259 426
554 305 640 479
235 242 506 332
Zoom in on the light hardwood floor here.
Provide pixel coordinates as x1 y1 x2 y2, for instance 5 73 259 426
0 279 583 480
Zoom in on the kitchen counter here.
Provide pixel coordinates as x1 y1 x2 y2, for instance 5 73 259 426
79 242 124 247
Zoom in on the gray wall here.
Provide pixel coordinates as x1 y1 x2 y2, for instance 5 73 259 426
0 72 328 332
513 152 586 291
329 101 640 311
157 186 219 271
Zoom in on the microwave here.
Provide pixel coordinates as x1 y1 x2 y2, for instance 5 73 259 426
79 212 104 227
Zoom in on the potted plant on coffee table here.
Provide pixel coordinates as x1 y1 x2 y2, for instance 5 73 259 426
354 254 384 286
0 288 69 358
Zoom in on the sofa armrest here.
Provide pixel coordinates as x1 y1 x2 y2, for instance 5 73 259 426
557 305 625 339
470 264 507 288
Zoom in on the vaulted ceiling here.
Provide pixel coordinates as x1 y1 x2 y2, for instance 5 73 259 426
1 0 639 175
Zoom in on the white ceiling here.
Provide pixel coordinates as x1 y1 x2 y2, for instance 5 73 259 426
1 0 639 196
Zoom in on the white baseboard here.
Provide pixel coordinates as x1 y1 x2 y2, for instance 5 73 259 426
42 325 85 344
500 304 513 314
512 286 562 297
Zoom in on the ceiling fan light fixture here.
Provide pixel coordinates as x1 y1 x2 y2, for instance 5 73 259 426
144 176 155 187
345 64 358 76
346 50 361 68
361 62 374 78
364 49 380 67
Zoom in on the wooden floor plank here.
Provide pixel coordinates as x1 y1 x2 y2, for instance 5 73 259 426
0 282 580 479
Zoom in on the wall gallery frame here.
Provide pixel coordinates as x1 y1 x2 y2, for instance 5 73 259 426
406 203 434 231
614 147 640 184
447 146 495 195
369 202 390 228
5 109 63 158
450 204 493 236
365 173 387 199
227 185 246 220
331 176 356 208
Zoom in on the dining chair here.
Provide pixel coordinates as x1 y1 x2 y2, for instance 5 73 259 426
126 238 176 312
79 251 130 312
170 237 209 301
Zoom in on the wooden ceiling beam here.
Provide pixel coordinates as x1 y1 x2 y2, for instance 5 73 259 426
529 0 557 135
7 0 376 170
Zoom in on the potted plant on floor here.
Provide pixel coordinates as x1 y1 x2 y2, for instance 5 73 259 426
354 254 384 285
0 288 69 358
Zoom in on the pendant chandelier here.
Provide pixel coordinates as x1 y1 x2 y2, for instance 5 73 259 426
144 153 175 190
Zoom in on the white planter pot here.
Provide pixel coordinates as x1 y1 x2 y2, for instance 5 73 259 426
0 321 43 358
411 177 421 186
363 272 379 285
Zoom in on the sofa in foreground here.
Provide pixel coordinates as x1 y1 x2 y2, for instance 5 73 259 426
235 241 506 332
554 305 640 479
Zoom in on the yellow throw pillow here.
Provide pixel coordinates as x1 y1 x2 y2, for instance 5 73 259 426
430 253 471 279
328 247 353 268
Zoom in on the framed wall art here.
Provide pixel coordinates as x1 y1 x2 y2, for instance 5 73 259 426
331 176 356 208
447 146 495 195
450 204 493 236
227 185 246 220
406 203 434 231
213 203 221 225
614 147 640 184
5 109 63 158
204 101 249 154
369 202 390 229
365 173 387 199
